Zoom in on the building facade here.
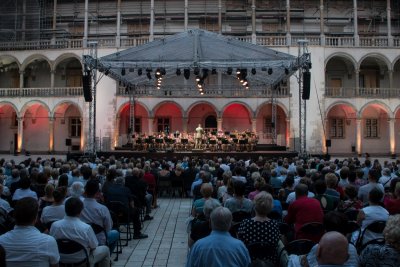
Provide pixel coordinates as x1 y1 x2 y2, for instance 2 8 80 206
0 0 399 156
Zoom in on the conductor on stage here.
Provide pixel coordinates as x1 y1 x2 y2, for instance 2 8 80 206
195 124 204 149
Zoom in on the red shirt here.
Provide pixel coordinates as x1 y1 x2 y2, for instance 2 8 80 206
384 198 400 215
285 196 324 241
143 172 156 188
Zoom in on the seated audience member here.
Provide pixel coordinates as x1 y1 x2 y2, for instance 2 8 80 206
217 170 232 200
285 179 315 205
378 168 393 189
384 182 400 215
80 180 119 252
224 181 254 214
316 231 350 266
360 214 400 266
186 207 251 267
324 173 340 204
67 181 85 201
0 197 59 266
102 168 117 197
238 192 280 265
12 177 38 201
338 185 363 212
353 188 389 245
285 184 324 242
50 197 110 267
358 169 384 205
260 184 283 219
0 184 12 213
192 171 212 201
189 199 221 247
38 184 55 213
192 183 219 218
41 187 66 224
313 179 336 211
247 172 265 200
105 176 148 239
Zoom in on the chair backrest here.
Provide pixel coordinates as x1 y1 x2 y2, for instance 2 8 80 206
356 220 386 251
344 209 359 221
297 222 325 243
90 223 106 235
286 239 315 255
268 210 282 221
246 242 277 261
56 238 89 266
232 211 251 223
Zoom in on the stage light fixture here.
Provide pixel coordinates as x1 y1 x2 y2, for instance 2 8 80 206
183 68 190 80
241 69 247 78
268 68 273 75
193 67 200 76
160 68 166 76
104 69 110 76
157 86 160 90
146 72 152 80
243 80 248 86
137 68 142 76
176 68 181 76
227 67 232 75
211 68 217 75
156 68 161 75
121 67 126 76
251 68 256 75
285 68 289 75
200 91 204 95
196 76 201 82
236 69 241 75
202 68 209 79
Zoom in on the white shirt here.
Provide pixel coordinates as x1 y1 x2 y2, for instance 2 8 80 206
12 188 38 201
361 205 389 244
80 198 113 245
378 175 393 188
358 182 384 205
0 198 13 213
0 225 59 267
50 216 98 263
231 175 247 184
40 205 65 224
286 191 315 204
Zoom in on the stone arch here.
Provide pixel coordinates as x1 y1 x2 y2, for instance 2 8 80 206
221 102 252 132
358 53 391 71
0 54 22 69
255 100 289 118
0 101 19 116
21 54 52 71
186 101 219 117
221 101 253 118
52 101 83 118
358 101 393 118
325 52 357 70
325 101 358 118
54 53 82 68
20 100 51 117
116 100 150 118
152 100 184 118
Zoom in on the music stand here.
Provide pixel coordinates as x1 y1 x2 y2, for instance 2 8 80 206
233 138 239 143
181 139 188 144
209 140 217 145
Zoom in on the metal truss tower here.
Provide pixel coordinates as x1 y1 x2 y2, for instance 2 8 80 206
86 41 98 155
298 40 310 156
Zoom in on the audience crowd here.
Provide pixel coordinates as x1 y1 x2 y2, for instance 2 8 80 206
0 154 399 266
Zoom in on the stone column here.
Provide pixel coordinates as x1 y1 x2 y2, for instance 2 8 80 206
184 0 188 31
114 116 120 147
19 70 24 89
49 117 54 152
389 118 395 156
83 0 89 48
150 0 154 41
286 0 291 45
50 70 55 88
286 118 290 148
116 0 121 47
356 118 362 156
355 69 360 95
251 0 256 44
182 117 188 133
17 117 24 153
217 118 223 132
389 69 393 91
251 118 257 133
52 0 57 45
218 0 222 34
148 117 154 135
320 0 325 45
387 0 393 46
353 0 359 46
324 118 329 153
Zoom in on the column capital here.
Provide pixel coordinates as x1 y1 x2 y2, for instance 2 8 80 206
17 117 24 122
49 117 55 122
388 117 395 122
19 70 25 75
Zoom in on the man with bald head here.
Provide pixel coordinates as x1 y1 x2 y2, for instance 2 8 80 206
317 231 349 266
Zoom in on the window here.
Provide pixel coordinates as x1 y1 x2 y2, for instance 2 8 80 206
330 118 344 138
365 118 378 138
69 118 81 137
157 117 170 133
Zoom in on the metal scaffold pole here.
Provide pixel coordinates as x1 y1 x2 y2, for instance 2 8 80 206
297 40 310 157
87 41 98 156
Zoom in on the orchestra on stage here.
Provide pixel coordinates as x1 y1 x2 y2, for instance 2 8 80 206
126 129 259 152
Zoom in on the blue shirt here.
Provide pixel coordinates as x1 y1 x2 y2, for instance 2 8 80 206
186 230 251 267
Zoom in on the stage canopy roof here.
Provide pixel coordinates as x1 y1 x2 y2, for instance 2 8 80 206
84 29 310 88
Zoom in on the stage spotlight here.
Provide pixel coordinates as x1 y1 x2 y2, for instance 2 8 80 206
156 68 161 75
104 69 110 76
146 70 152 80
160 68 166 76
183 68 190 80
211 68 217 75
176 68 181 76
268 68 273 75
157 86 160 90
227 67 232 75
236 69 241 75
285 68 289 75
137 68 142 76
251 68 256 75
200 91 204 95
196 76 201 82
308 62 312 69
121 67 126 76
193 67 200 76
243 80 248 86
241 69 247 78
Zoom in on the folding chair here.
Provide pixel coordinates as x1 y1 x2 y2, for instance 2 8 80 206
56 239 89 267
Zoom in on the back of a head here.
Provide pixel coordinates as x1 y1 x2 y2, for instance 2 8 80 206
203 199 221 219
323 211 348 235
314 179 327 195
339 166 349 179
317 231 349 265
210 207 232 232
368 169 379 181
233 181 246 197
295 183 308 197
65 197 84 217
15 197 38 226
85 179 99 197
200 183 213 198
368 187 383 204
19 177 31 189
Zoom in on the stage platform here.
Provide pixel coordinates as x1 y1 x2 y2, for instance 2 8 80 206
94 148 298 161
